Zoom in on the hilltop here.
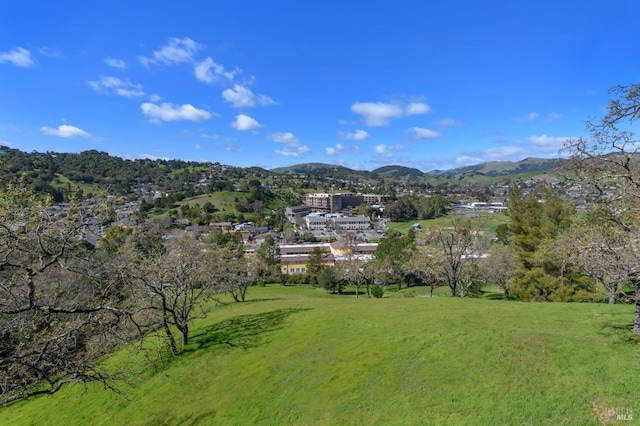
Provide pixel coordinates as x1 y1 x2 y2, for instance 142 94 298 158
1 285 635 425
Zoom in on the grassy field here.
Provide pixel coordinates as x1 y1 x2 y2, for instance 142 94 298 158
2 285 638 425
388 212 510 237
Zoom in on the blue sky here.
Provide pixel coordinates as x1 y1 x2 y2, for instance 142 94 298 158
1 1 639 172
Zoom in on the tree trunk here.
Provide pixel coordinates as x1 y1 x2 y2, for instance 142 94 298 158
355 284 359 298
164 318 178 356
181 324 189 347
429 285 434 298
608 288 616 305
504 288 510 301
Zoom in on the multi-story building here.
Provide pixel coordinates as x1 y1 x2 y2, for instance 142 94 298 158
278 242 378 274
303 192 390 213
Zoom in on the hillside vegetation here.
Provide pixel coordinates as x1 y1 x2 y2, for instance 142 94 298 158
1 285 637 425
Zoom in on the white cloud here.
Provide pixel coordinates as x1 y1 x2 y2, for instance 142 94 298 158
337 129 369 141
139 37 202 67
141 102 213 124
0 47 35 67
222 84 276 108
268 131 310 156
88 76 144 98
269 132 299 146
351 101 431 126
525 134 571 152
408 127 439 141
104 57 126 70
41 124 91 138
275 146 310 157
351 102 404 126
149 94 161 102
513 112 540 123
374 144 405 156
195 57 237 84
438 117 460 127
326 143 360 156
231 114 262 131
406 102 431 115
453 134 574 165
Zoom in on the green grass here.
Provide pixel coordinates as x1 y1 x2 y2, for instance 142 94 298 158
179 191 244 215
2 285 638 425
388 212 510 237
51 173 100 195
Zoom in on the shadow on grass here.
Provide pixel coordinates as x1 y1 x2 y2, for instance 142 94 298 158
184 308 311 355
599 315 640 344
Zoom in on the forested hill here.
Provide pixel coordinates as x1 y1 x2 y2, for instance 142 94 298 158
0 146 221 199
0 145 565 200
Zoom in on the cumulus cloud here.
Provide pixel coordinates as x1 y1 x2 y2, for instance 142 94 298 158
268 132 299 146
141 102 213 124
525 134 571 152
195 57 237 84
408 127 439 141
374 144 405 157
222 84 276 108
104 57 126 70
351 102 404 126
275 146 310 157
88 76 144 98
0 47 35 67
351 101 430 126
406 102 431 115
41 124 91 138
513 112 540 123
231 114 262 131
337 129 369 141
268 131 310 156
326 144 360 156
139 37 202 67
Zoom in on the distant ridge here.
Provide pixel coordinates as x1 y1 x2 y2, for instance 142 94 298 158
426 157 567 178
371 165 425 178
271 157 565 181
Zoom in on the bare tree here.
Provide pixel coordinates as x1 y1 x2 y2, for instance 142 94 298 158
125 236 213 356
0 185 134 405
477 244 518 300
563 83 640 333
559 210 637 305
404 245 442 297
426 218 486 297
334 259 368 298
215 254 261 303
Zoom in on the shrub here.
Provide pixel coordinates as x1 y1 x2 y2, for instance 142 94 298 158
372 285 384 298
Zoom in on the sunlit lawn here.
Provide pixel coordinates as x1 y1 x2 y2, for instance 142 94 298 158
2 285 638 425
388 212 510 237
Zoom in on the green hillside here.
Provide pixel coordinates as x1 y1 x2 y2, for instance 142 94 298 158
2 285 637 425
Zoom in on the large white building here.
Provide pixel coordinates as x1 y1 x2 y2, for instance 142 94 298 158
304 213 371 231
